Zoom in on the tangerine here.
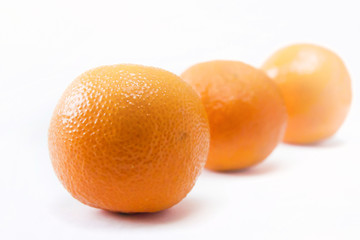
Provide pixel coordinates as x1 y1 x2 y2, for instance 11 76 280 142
261 44 352 144
181 60 287 171
48 64 210 213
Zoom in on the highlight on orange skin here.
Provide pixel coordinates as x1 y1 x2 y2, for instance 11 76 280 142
261 44 352 144
181 60 287 171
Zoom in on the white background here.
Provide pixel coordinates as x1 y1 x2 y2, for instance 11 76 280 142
1 0 359 239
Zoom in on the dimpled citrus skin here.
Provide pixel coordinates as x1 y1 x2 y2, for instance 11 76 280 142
48 64 210 213
261 44 352 144
181 60 287 171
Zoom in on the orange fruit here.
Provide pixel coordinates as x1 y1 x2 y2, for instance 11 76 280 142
181 60 287 171
261 44 352 144
48 64 210 213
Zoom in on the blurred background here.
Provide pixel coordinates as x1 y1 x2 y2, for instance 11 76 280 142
1 0 359 239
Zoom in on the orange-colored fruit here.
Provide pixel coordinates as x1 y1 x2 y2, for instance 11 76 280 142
181 60 287 171
48 64 210 213
261 44 352 144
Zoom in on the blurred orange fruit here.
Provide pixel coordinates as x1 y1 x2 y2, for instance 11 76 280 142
48 64 210 213
181 60 287 171
261 44 352 144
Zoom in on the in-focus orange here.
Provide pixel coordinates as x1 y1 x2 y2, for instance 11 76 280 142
48 64 210 213
181 60 287 171
261 44 352 144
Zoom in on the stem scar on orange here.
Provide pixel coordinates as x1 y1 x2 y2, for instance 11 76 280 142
48 64 210 213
